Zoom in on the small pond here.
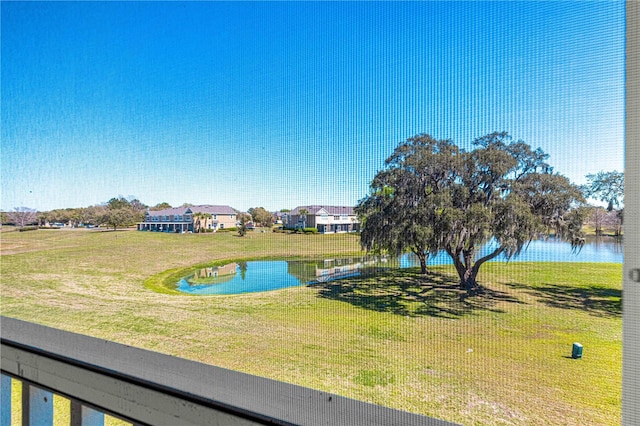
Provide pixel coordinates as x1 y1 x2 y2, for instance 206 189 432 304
176 257 380 295
176 237 623 295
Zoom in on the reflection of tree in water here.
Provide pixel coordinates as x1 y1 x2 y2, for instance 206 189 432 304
287 261 318 283
587 235 624 254
238 261 248 280
287 256 392 283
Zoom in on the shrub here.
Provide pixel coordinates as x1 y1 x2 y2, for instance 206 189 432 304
303 227 318 234
19 226 39 232
217 227 238 233
281 226 303 234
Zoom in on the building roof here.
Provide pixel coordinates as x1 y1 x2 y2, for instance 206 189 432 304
290 205 355 216
147 205 236 216
192 205 237 215
146 207 190 216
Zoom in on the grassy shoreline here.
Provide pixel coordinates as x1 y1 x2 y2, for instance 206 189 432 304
0 229 622 425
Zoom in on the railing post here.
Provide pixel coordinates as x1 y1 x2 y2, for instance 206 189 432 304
70 401 105 426
22 383 53 426
1 374 11 426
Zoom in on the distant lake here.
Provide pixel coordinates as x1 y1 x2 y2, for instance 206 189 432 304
400 236 623 268
176 237 623 295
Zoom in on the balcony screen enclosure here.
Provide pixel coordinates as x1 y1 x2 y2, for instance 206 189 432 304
0 2 633 425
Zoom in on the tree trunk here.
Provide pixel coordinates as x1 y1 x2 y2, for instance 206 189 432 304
446 246 505 295
414 250 428 274
459 269 481 292
458 248 481 292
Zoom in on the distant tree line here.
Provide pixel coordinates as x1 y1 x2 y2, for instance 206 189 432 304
2 197 148 231
2 199 294 235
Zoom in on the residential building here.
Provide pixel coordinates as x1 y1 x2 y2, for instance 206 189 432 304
137 205 237 233
287 206 359 233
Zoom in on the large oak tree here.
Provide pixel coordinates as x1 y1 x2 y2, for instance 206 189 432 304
357 132 586 293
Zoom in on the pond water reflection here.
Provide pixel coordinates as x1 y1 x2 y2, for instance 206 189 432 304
176 237 622 295
176 257 385 295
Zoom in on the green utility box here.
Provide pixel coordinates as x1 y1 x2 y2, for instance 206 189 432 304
572 343 583 359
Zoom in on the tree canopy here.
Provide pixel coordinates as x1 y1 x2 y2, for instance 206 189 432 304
237 213 251 236
101 197 146 230
248 207 274 227
582 170 624 211
150 202 172 211
356 132 586 293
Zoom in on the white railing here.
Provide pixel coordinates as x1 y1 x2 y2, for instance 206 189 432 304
1 316 453 426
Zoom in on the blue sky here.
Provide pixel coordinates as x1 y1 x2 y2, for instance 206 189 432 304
1 1 624 212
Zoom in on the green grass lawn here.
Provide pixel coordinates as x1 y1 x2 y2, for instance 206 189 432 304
0 229 622 425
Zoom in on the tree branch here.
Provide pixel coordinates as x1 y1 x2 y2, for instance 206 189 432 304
471 246 505 276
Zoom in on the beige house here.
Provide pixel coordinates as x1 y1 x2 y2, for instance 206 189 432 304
138 205 237 233
287 206 359 233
